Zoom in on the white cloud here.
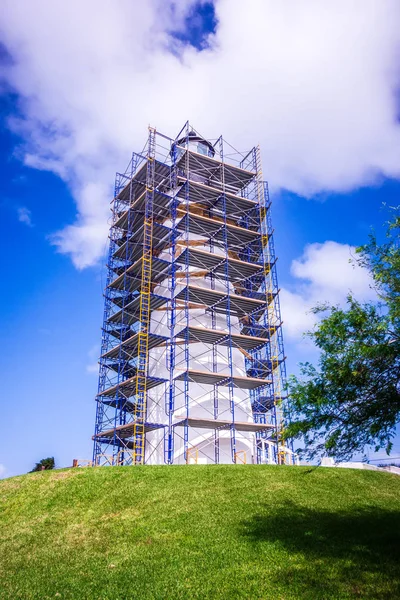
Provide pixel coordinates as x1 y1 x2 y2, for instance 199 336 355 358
0 464 6 479
1 1 400 267
281 241 376 341
17 206 33 227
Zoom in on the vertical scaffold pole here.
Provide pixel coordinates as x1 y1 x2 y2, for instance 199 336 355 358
165 133 180 464
219 135 236 464
116 152 140 466
255 145 285 462
133 126 156 465
264 181 293 462
183 124 191 464
93 171 126 466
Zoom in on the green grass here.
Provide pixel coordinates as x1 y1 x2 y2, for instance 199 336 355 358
1 465 400 600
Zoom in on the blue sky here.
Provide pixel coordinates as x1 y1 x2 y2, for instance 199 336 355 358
1 1 400 477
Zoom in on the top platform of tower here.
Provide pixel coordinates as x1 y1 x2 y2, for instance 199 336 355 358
175 145 256 191
115 129 258 204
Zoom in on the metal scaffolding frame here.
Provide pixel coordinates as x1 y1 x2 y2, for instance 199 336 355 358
93 123 295 466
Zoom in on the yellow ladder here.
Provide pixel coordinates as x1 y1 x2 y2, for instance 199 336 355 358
133 126 156 465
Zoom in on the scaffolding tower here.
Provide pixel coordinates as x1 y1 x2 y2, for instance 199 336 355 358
93 123 296 466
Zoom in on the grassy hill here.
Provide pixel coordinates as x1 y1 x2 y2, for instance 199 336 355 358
1 465 400 600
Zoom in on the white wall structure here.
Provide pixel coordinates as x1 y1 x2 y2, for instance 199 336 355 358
146 230 256 464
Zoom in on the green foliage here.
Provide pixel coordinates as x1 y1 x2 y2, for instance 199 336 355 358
357 206 400 328
30 456 55 472
286 208 400 461
286 298 400 460
1 465 400 599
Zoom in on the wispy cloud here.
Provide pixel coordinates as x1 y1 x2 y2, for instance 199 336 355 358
0 464 6 479
281 241 376 343
1 1 400 267
17 206 33 227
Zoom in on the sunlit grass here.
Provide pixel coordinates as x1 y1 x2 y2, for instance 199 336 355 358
1 465 399 599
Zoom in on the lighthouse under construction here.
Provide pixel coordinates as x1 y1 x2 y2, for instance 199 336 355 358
92 123 295 466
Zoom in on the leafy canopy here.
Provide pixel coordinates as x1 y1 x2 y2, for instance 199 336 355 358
30 457 55 473
285 209 400 461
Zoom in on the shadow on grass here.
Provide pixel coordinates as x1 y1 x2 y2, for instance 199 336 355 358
241 502 400 599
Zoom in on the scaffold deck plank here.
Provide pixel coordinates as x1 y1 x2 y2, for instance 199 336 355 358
101 375 167 398
175 247 264 281
176 147 255 191
175 284 273 318
109 294 168 326
240 322 281 337
253 395 277 411
113 223 172 260
93 416 273 442
102 332 168 360
175 325 267 350
115 189 173 230
117 159 171 202
174 416 274 432
102 398 136 413
93 421 165 442
176 211 260 248
174 369 271 389
109 257 173 292
176 176 257 214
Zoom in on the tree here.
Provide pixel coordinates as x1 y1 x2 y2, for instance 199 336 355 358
30 457 55 472
285 209 400 462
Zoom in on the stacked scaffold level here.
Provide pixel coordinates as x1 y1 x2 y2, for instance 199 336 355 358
93 123 296 466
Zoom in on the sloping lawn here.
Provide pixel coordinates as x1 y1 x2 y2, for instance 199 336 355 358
1 465 399 599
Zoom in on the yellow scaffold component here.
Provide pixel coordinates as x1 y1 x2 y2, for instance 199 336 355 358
278 450 287 465
234 450 247 464
131 126 157 465
116 450 135 466
186 447 199 464
94 453 114 467
72 459 93 468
